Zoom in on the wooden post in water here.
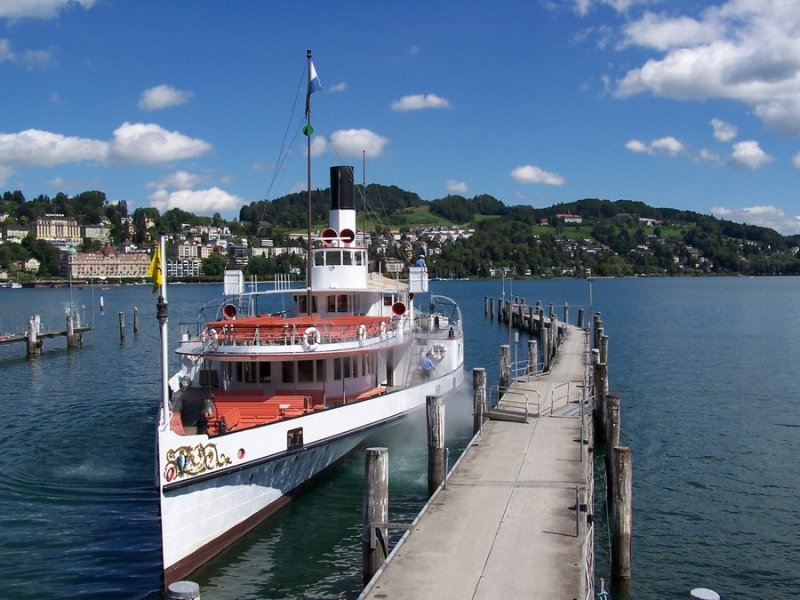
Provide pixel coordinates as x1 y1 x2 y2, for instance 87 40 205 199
362 447 389 585
577 308 585 330
599 334 609 366
550 314 558 355
517 302 523 331
497 297 503 326
484 296 488 318
27 315 41 356
528 305 535 334
499 344 511 393
167 580 200 600
540 319 549 372
527 339 538 376
593 349 608 443
611 446 633 581
118 311 126 340
133 306 139 334
489 297 494 321
563 302 569 325
427 395 445 496
65 314 81 349
472 368 487 435
605 394 621 504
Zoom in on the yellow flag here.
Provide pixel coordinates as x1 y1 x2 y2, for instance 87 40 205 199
147 245 163 293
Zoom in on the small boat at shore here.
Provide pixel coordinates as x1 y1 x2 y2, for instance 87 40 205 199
154 54 464 585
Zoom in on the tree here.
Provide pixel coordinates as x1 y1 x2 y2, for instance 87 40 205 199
202 253 228 277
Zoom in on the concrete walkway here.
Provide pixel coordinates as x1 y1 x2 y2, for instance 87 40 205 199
361 325 592 600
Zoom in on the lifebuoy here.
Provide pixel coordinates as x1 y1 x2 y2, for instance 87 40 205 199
302 326 321 351
358 324 367 342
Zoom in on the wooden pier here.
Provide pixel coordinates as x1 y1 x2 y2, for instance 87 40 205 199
361 321 597 599
0 314 90 355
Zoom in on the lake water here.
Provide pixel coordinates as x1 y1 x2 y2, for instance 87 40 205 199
0 277 797 599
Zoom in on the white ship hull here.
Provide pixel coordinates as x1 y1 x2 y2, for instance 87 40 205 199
158 362 463 584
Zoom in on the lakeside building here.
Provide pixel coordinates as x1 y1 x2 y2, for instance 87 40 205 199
34 214 82 249
61 247 150 279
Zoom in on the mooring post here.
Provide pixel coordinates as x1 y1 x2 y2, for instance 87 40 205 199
427 395 445 496
528 305 535 335
593 349 608 443
599 334 609 368
539 314 549 372
118 311 125 340
577 308 585 330
362 447 389 585
489 297 494 321
605 394 621 504
611 446 632 581
27 315 41 356
563 302 569 325
550 314 558 353
167 580 200 600
133 306 139 334
472 368 487 435
527 339 538 376
499 344 511 393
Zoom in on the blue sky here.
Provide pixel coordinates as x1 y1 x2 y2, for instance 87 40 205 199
2 0 800 233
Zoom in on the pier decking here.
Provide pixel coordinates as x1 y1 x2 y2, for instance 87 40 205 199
361 324 593 599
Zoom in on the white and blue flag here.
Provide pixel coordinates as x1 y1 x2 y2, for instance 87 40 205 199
306 61 322 116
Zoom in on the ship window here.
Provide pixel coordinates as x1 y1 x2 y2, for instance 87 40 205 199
333 357 342 380
287 427 303 450
314 252 324 266
343 356 351 378
362 354 368 375
337 294 349 312
282 361 295 383
316 359 325 382
297 295 318 314
327 250 341 266
384 295 393 306
355 251 364 266
342 251 352 265
353 356 359 378
298 360 314 383
259 362 272 382
242 362 257 383
327 295 336 312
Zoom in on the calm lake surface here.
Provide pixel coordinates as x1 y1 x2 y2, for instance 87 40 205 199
0 277 798 599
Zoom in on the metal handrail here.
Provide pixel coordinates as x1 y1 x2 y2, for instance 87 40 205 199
551 381 570 413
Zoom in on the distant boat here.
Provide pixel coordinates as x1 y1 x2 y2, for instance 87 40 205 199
0 281 22 289
154 55 465 587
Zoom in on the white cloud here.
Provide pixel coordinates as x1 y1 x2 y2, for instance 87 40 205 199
697 148 721 163
625 136 684 156
0 129 107 165
107 122 211 164
329 129 388 158
309 135 329 158
651 136 684 155
510 165 566 186
571 0 647 17
0 38 54 69
622 12 724 51
615 1 800 135
793 152 800 169
0 123 211 168
730 140 772 169
446 180 468 194
390 94 451 111
147 170 207 191
138 84 194 111
710 118 737 142
328 82 347 93
0 0 95 19
711 204 800 234
149 187 243 216
625 139 651 154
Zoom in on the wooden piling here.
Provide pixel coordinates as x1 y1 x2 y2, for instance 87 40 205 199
133 306 139 334
593 350 608 444
605 394 621 504
528 305 535 334
167 580 200 599
527 339 538 375
472 368 487 435
563 302 569 325
27 315 41 356
426 395 445 496
577 308 585 330
611 446 632 581
499 344 511 392
599 334 609 366
118 311 126 339
363 447 389 585
489 297 494 321
539 312 549 372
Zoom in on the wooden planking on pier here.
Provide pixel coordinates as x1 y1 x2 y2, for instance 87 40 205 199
361 324 593 599
0 327 91 346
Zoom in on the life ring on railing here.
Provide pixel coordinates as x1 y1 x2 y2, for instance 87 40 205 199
358 323 367 342
302 326 321 351
380 321 387 339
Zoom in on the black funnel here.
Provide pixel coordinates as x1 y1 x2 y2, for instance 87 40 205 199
330 166 354 210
